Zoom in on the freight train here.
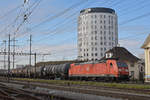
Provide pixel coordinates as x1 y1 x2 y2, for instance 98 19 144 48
0 58 129 81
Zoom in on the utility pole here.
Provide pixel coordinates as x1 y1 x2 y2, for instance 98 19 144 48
3 40 6 70
34 53 36 78
12 33 17 69
8 34 10 82
29 35 32 78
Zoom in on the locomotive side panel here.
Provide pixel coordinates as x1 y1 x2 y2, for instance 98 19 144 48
69 62 108 77
69 60 120 78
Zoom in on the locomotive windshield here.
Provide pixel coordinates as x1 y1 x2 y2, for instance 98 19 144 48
117 62 128 67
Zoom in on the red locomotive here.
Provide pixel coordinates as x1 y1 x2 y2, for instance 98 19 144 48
69 59 129 81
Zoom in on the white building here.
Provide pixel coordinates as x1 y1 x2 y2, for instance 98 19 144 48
78 7 118 61
141 34 150 82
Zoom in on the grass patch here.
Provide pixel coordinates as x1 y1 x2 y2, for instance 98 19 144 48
12 78 150 90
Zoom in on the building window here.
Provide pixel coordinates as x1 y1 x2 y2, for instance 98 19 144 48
112 42 114 46
100 31 102 34
100 20 102 23
95 31 97 34
95 53 97 56
92 47 94 51
100 37 103 40
95 26 97 29
101 53 103 56
131 63 134 67
104 20 106 24
95 20 97 23
91 37 93 40
104 37 106 40
100 42 103 45
87 53 88 56
104 15 106 18
95 48 97 51
131 71 134 79
104 25 106 29
100 26 102 29
91 53 93 56
95 42 97 45
95 36 97 40
101 48 103 51
109 37 111 40
104 31 106 35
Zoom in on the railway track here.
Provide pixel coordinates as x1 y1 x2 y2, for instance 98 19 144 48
0 80 73 100
0 83 42 100
0 77 150 100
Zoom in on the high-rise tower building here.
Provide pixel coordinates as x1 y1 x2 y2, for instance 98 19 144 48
78 7 118 61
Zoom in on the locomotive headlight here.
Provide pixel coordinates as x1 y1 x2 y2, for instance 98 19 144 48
125 69 128 72
119 69 122 71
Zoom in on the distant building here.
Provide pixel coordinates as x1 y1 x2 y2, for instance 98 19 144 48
102 47 144 81
78 7 118 61
16 65 25 69
141 34 150 82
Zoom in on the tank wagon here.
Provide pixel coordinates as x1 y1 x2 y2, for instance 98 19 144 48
44 63 71 79
0 69 7 77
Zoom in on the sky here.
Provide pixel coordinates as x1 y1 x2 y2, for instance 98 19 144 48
0 0 150 68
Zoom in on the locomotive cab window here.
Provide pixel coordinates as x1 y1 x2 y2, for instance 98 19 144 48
110 63 113 67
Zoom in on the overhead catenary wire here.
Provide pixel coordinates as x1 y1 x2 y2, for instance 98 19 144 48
0 0 42 38
106 0 116 7
31 0 98 43
119 11 150 25
119 0 150 16
17 0 91 43
0 4 24 19
22 9 79 38
15 0 43 38
25 0 88 33
109 0 125 8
